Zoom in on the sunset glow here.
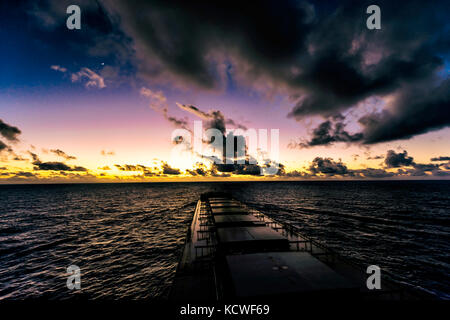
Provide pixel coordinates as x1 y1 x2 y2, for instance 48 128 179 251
1 1 449 183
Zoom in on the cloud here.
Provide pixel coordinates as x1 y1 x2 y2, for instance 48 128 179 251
98 166 111 170
384 150 414 168
50 65 67 73
295 78 449 146
186 163 208 176
289 117 363 148
355 168 396 178
432 170 450 177
113 161 184 176
100 1 449 144
0 140 12 153
176 104 210 120
114 163 159 177
359 80 450 144
225 118 247 131
101 150 115 156
176 103 227 133
176 103 280 175
33 162 87 172
295 153 450 178
162 162 181 175
28 1 450 145
50 149 76 160
140 87 167 110
51 64 107 89
114 164 148 171
431 156 450 161
176 103 247 146
29 151 87 171
308 157 349 176
28 151 40 162
0 119 21 142
367 155 384 160
213 162 263 176
101 0 319 91
408 163 440 176
140 87 189 129
13 171 36 178
12 154 27 161
71 68 106 89
284 170 312 178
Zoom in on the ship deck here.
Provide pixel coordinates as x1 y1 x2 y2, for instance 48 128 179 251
169 193 430 301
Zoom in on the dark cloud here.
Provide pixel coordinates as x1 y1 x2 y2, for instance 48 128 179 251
102 0 316 89
213 162 263 176
23 1 450 144
113 163 160 177
400 163 440 176
360 80 450 144
384 150 414 168
186 162 208 176
0 140 12 153
114 162 182 176
14 171 36 178
281 150 450 178
432 170 450 177
12 154 27 161
296 78 449 146
367 155 384 160
302 155 449 178
114 164 149 171
71 166 88 172
162 162 181 175
177 103 247 133
28 151 40 162
33 162 87 171
176 103 273 174
166 115 189 130
26 0 134 74
209 167 231 178
50 149 76 160
309 157 349 176
186 168 207 176
289 118 363 148
100 0 449 145
29 151 87 171
0 119 21 142
431 156 450 161
376 150 450 176
0 119 20 156
412 163 439 172
284 170 312 178
354 168 395 178
225 119 247 131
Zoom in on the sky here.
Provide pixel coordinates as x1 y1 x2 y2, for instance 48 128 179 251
0 0 449 183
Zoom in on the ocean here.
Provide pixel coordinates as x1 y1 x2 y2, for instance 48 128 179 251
0 181 449 300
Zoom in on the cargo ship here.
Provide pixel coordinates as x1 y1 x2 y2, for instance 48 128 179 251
169 192 431 302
